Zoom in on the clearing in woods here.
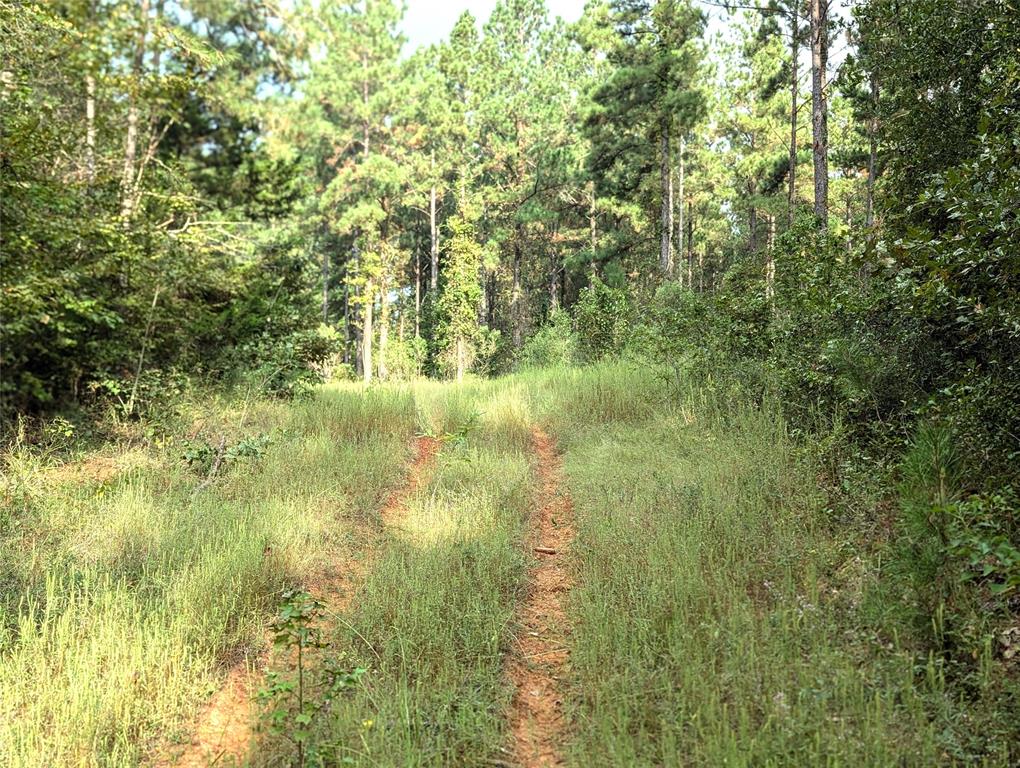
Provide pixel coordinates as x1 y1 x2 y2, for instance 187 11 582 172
1 365 998 766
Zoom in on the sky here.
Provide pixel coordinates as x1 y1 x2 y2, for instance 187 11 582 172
399 0 854 69
401 0 587 51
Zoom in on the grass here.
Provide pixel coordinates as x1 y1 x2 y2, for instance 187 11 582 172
530 362 1013 767
252 378 537 766
2 366 1016 766
0 384 415 767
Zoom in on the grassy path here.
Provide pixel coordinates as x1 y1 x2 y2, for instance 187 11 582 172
508 428 574 768
5 367 1016 766
0 385 416 767
160 435 442 767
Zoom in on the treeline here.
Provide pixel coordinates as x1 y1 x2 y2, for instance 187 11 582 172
2 0 1018 461
0 0 849 410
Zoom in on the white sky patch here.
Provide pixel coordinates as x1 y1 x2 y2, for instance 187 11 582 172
401 0 587 52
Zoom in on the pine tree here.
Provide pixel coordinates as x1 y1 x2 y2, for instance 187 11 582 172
436 215 484 380
294 0 407 383
585 0 705 278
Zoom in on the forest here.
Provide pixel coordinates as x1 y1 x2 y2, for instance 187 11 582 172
1 0 1018 765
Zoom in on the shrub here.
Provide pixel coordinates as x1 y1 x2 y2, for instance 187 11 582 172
573 276 629 362
517 311 578 369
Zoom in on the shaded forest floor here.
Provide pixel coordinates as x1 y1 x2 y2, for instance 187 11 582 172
1 365 1017 766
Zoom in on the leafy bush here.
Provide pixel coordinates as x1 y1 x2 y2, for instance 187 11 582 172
517 311 578 369
235 326 341 399
382 337 427 381
573 276 629 362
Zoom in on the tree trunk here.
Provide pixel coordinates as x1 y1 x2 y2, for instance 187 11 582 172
455 337 465 382
378 281 388 381
430 151 439 292
866 74 879 230
321 247 329 323
85 73 96 187
362 283 373 384
343 272 351 366
84 0 96 188
765 214 776 310
120 0 150 220
549 264 560 313
788 5 799 225
478 262 487 326
414 243 421 337
588 181 597 275
686 201 694 288
810 0 829 224
749 204 758 253
677 134 685 284
659 124 673 275
511 233 524 349
486 270 496 328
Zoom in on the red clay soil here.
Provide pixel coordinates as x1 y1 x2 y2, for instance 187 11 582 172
508 427 575 768
152 435 440 768
381 436 441 524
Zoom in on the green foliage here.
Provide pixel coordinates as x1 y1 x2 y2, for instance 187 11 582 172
573 276 629 362
517 310 578 370
258 589 366 768
949 489 1020 600
183 433 272 474
433 216 484 378
0 1 317 417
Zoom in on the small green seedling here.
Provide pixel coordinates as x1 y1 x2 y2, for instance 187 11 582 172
258 589 366 767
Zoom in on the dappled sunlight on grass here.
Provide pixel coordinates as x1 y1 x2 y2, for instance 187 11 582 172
0 385 415 766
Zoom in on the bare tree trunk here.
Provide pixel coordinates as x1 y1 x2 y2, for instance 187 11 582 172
321 248 329 323
84 0 97 188
749 204 758 253
456 337 465 382
810 0 829 224
362 283 373 384
659 124 673 275
588 181 597 275
765 214 776 311
866 74 879 230
378 281 388 381
686 201 694 288
511 236 524 349
414 244 421 337
549 265 560 312
120 0 150 220
788 5 799 225
677 134 685 284
430 151 439 292
343 271 351 366
85 73 96 186
486 270 496 328
478 258 487 326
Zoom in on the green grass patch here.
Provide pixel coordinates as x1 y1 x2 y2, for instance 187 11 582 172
0 384 415 767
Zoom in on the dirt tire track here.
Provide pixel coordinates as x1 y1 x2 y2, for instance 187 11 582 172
152 435 441 768
508 427 575 768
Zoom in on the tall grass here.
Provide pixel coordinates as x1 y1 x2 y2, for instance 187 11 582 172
532 362 959 767
256 378 536 767
0 384 415 767
5 366 1014 766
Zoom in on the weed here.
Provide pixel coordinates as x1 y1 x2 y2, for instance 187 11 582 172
258 590 365 768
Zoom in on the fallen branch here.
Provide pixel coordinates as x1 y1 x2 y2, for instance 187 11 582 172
534 546 558 555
